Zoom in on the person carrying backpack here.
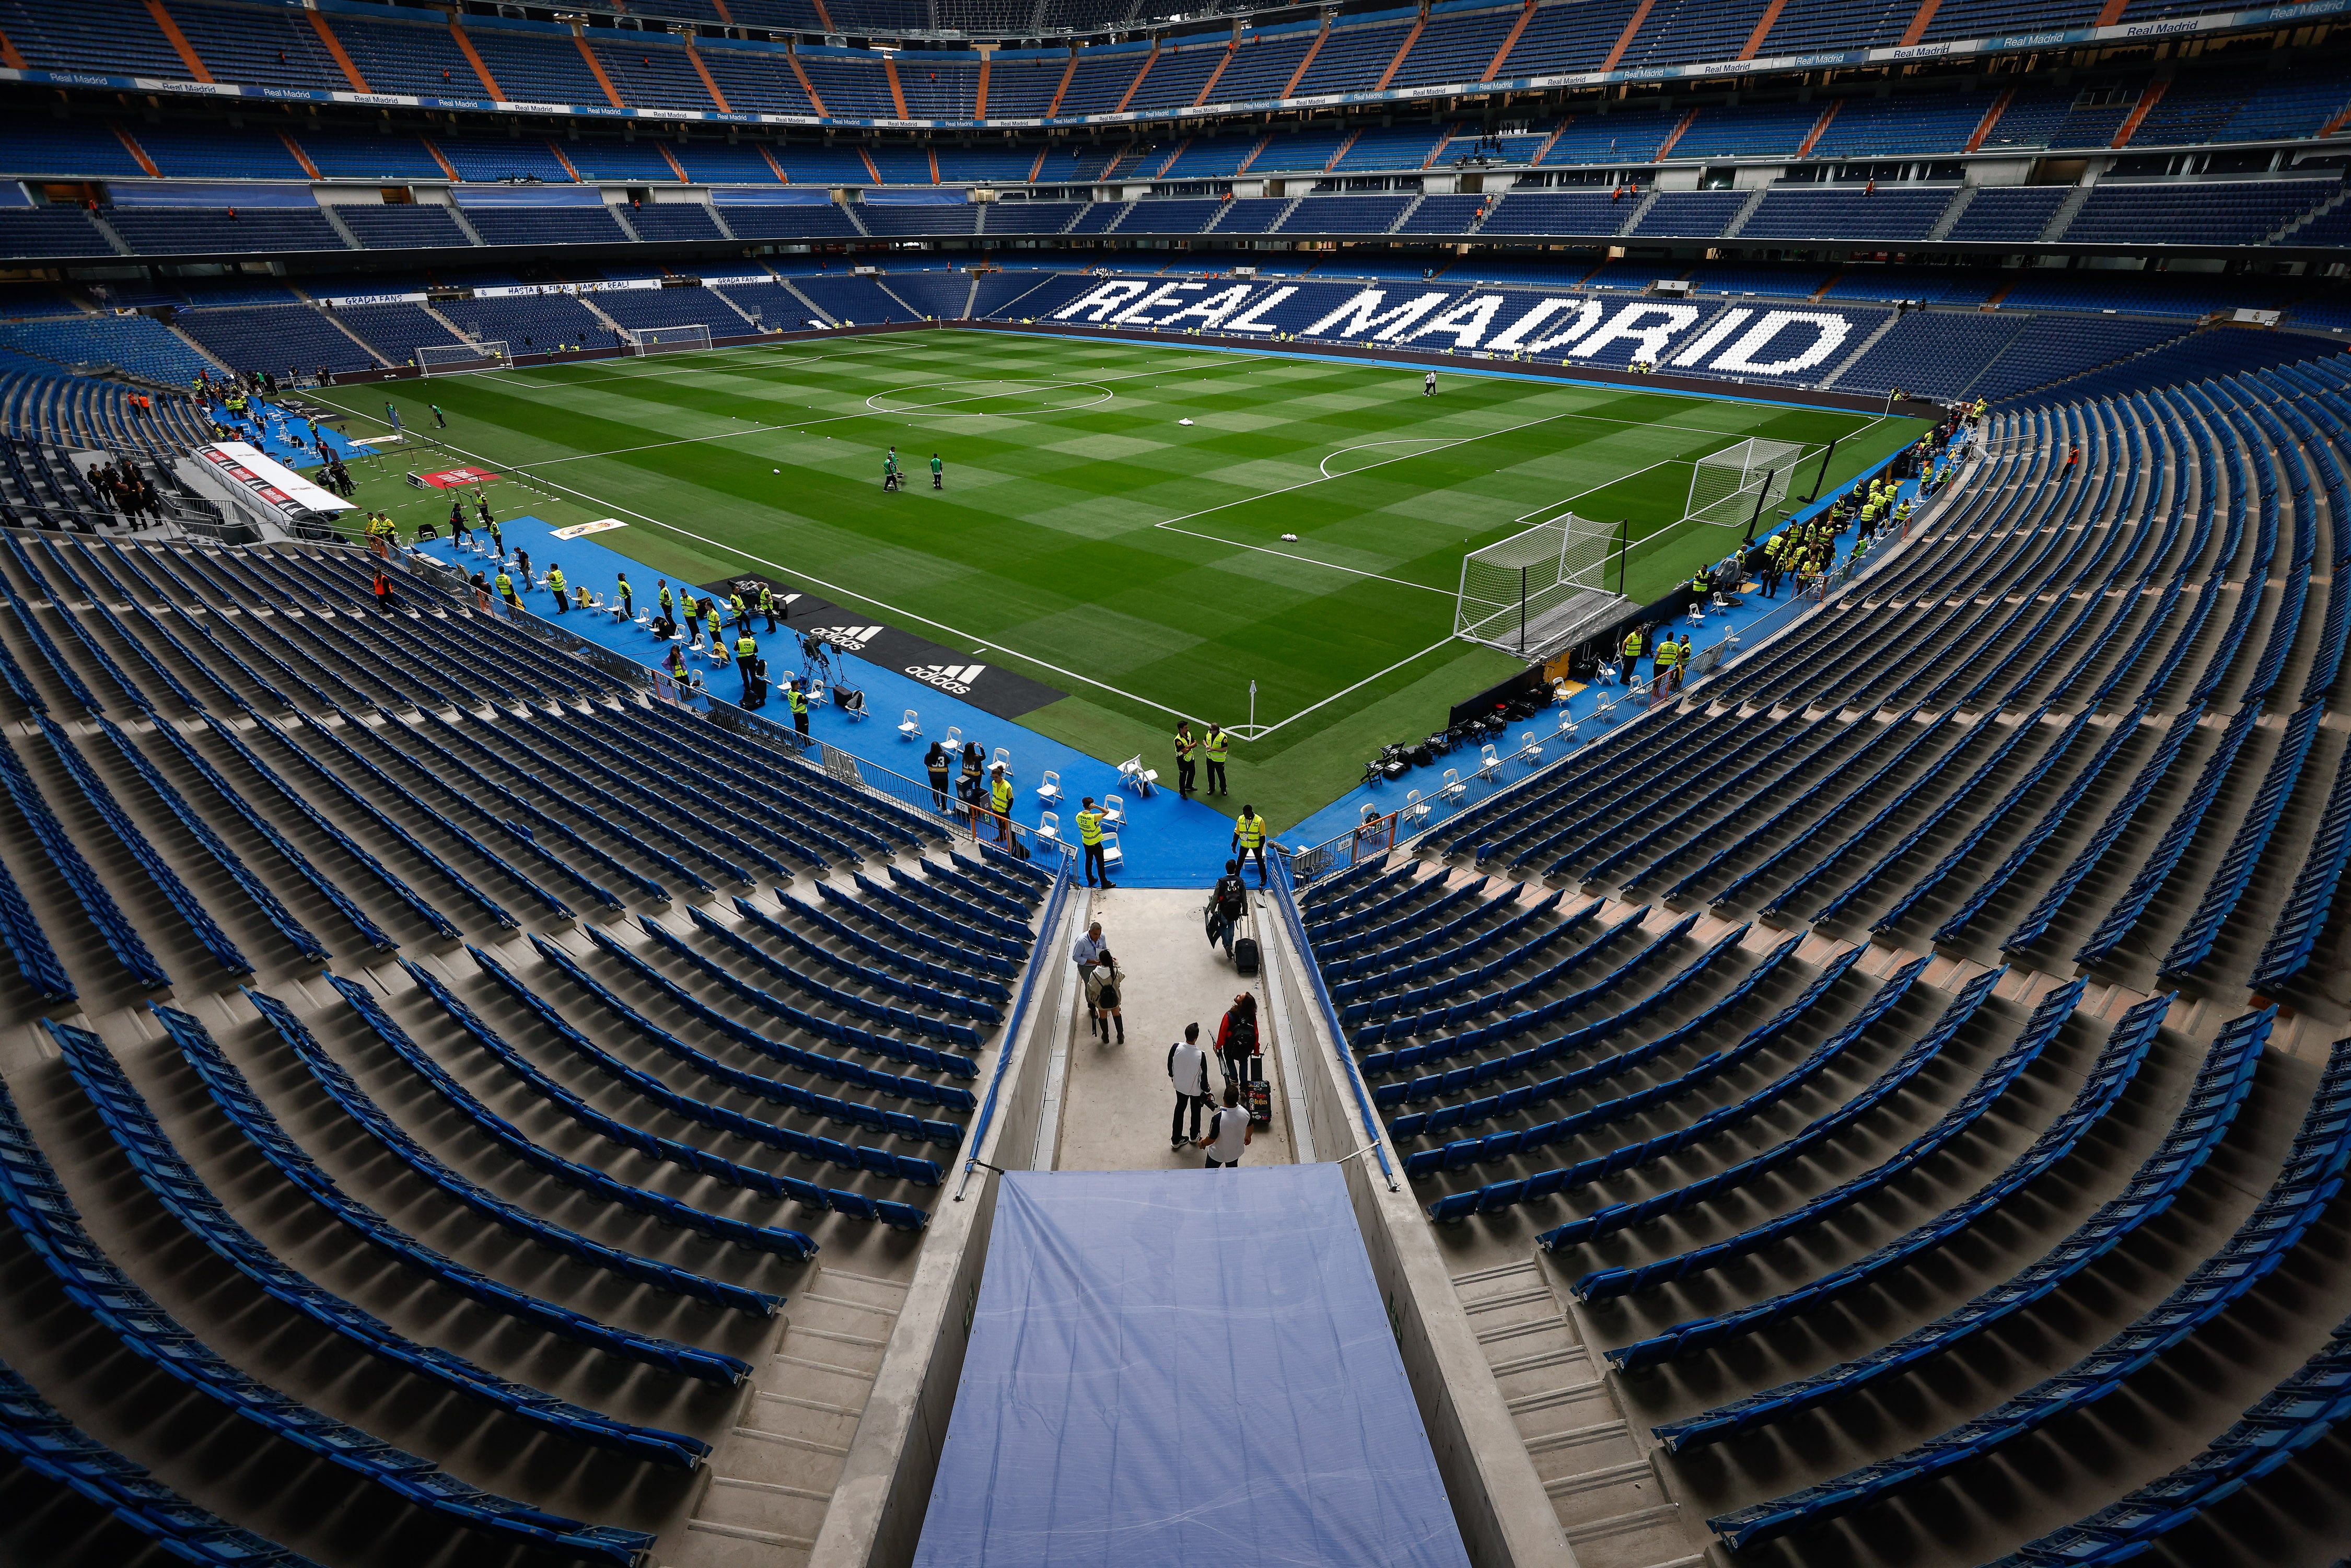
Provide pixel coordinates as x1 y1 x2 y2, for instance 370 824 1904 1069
1206 860 1248 958
1215 992 1258 1093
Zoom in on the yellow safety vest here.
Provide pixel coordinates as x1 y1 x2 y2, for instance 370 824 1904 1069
992 777 1013 812
660 586 673 610
1237 815 1266 849
1176 730 1196 761
788 687 807 715
548 569 565 593
730 595 746 618
1076 808 1103 846
495 573 514 598
1624 632 1643 659
1205 730 1229 763
737 635 755 658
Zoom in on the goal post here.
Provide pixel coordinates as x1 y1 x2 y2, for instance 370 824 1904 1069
1455 513 1629 660
1685 437 1813 532
417 341 509 376
618 323 713 356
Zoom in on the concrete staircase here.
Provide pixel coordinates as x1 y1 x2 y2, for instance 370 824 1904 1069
1614 188 1662 238
1719 185 1771 240
672 1267 908 1566
1452 1259 1704 1568
1927 184 1977 241
2269 184 2350 243
2039 182 2093 242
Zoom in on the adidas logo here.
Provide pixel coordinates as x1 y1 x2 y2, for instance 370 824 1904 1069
907 663 985 694
813 624 886 651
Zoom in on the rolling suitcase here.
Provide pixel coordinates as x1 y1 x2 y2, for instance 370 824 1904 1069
1232 911 1260 974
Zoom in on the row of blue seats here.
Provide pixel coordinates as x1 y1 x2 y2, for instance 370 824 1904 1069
1422 949 1901 1222
1607 990 2166 1371
1709 1033 2351 1551
0 708 166 989
883 862 1031 942
1364 910 1699 1058
851 872 1028 962
2253 741 2351 992
1323 885 1541 991
1886 704 2129 940
766 893 1011 1003
0 1351 321 1566
402 956 930 1228
154 999 754 1384
44 1016 716 1470
1656 1005 2272 1452
248 985 783 1318
1304 860 1431 938
1383 931 1803 1129
1312 874 1491 961
683 904 991 1043
2071 701 2265 965
570 922 973 1108
1516 955 1950 1230
470 944 947 1189
0 1072 656 1566
624 919 979 1084
2001 702 2203 953
728 898 1005 1016
1356 904 1658 1048
1567 975 2081 1303
525 934 963 1147
1989 1308 2351 1566
1342 902 1591 1026
2160 701 2325 978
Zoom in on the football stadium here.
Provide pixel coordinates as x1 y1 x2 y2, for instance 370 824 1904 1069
0 0 2349 1564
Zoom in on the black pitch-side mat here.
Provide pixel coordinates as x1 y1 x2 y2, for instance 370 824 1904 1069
702 573 1065 719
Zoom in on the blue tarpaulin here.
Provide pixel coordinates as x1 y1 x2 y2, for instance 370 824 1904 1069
913 1166 1473 1568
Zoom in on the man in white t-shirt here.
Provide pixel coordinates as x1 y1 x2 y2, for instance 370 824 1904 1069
1168 1023 1212 1151
1199 1083 1253 1169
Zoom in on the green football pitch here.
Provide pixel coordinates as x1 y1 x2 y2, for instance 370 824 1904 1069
319 329 1925 827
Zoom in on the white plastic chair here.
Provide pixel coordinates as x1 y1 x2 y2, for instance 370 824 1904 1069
1477 743 1503 781
1102 793 1126 829
1436 768 1465 804
1685 601 1708 626
1037 769 1063 806
805 680 829 707
1403 789 1430 824
1520 729 1543 765
899 708 921 740
1100 830 1124 872
942 725 963 756
1116 754 1158 796
991 745 1014 780
1036 810 1061 845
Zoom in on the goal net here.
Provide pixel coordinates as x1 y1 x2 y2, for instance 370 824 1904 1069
417 341 509 376
620 324 713 356
1686 437 1809 529
1456 514 1627 659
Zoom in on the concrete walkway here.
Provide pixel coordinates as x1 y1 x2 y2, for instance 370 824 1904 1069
1047 886 1299 1174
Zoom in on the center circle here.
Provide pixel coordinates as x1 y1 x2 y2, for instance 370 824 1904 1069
866 379 1114 416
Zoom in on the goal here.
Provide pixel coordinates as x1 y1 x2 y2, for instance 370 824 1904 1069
417 341 510 377
1686 437 1810 530
1455 514 1628 659
619 324 713 356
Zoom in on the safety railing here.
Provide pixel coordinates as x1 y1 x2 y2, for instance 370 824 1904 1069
1268 850 1399 1190
956 846 1075 1198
